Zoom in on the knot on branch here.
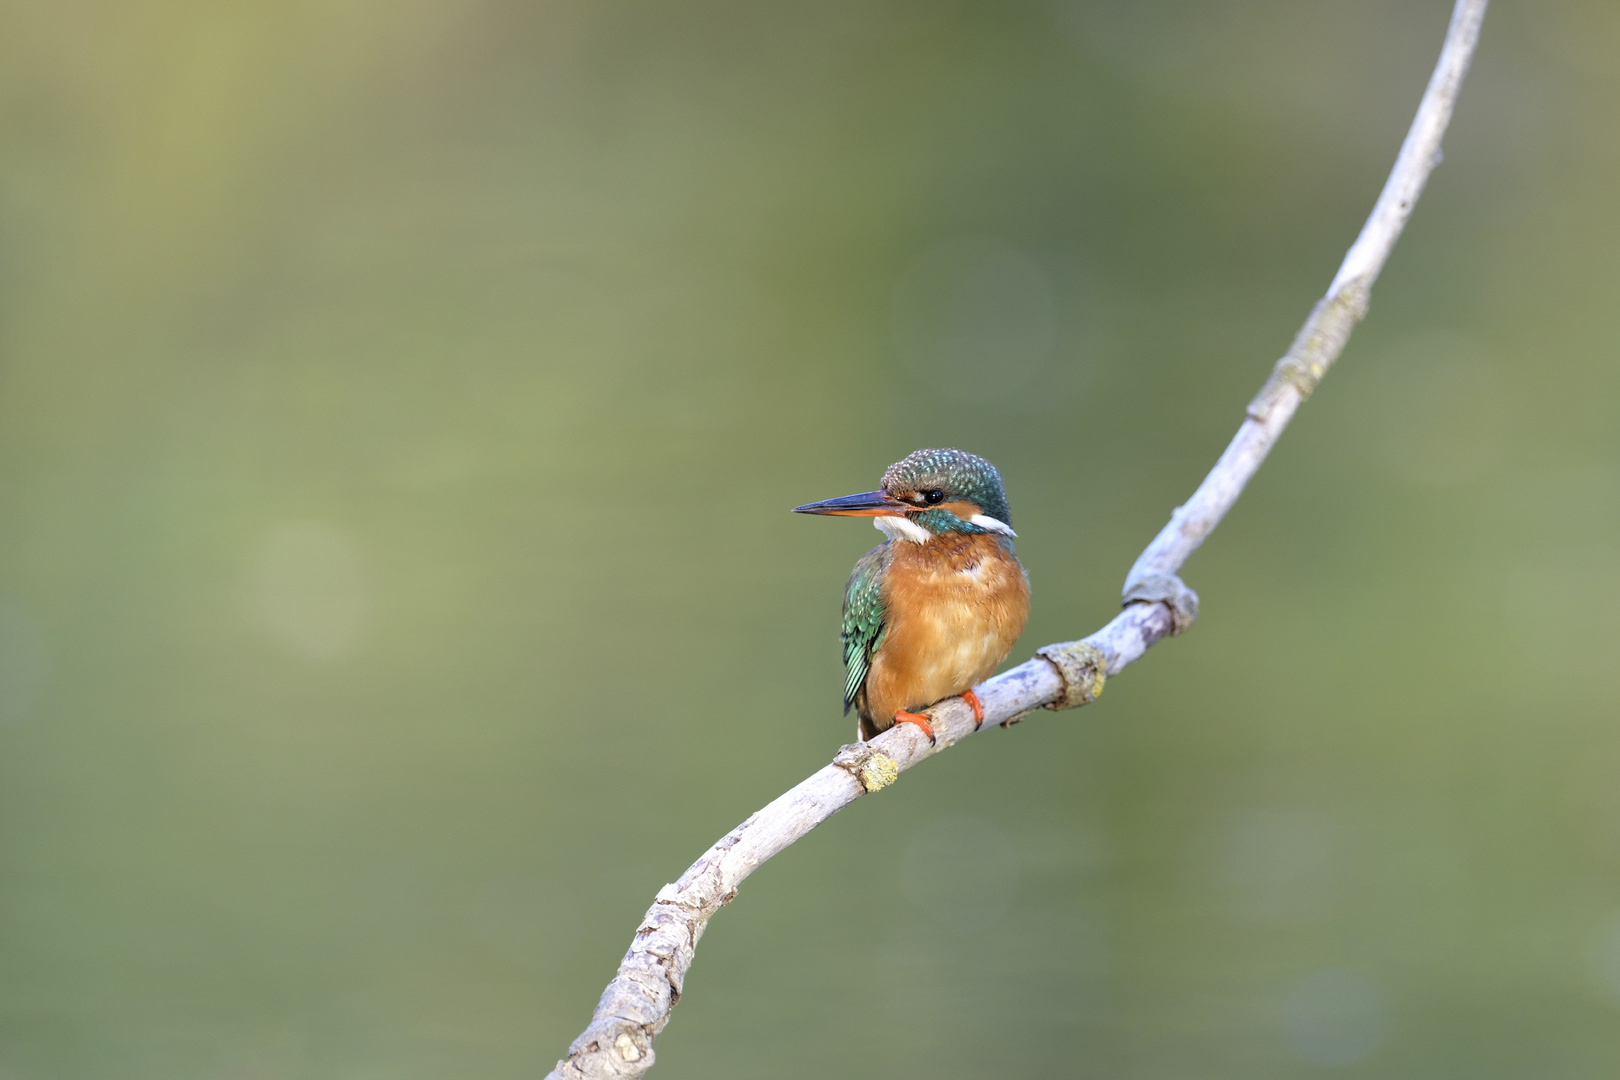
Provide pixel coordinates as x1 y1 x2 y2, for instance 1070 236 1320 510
613 1032 645 1063
556 1016 656 1079
833 742 899 792
1247 277 1371 420
1122 572 1199 636
1036 641 1108 710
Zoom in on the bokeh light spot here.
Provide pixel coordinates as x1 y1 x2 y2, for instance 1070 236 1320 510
245 521 372 660
1282 967 1389 1067
1219 810 1334 923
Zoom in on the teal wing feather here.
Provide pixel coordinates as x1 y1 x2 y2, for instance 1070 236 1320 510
840 543 891 716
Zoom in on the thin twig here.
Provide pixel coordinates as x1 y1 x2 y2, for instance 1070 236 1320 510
548 2 1488 1075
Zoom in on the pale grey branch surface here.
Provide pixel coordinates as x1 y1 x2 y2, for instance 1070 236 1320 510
549 3 1487 1076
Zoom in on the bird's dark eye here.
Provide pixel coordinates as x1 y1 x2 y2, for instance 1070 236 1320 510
923 489 944 505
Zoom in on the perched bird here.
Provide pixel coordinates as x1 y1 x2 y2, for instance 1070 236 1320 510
793 448 1031 743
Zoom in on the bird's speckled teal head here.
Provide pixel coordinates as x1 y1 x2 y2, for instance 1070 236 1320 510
791 447 1016 543
879 448 1013 537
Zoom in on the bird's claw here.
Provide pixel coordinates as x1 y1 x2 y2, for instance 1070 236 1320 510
892 710 935 745
961 689 985 729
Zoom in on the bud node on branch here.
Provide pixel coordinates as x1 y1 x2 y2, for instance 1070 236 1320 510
1035 641 1110 709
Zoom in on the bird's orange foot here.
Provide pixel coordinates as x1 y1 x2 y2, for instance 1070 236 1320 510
961 689 985 730
892 709 936 745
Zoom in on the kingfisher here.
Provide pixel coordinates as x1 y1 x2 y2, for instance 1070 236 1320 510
793 448 1031 744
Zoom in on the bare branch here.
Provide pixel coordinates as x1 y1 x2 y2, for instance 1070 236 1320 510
548 3 1488 1076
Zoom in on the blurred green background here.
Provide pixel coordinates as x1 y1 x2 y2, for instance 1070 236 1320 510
2 1 1618 1076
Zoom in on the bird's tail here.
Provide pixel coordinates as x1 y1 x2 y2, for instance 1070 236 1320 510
857 712 884 743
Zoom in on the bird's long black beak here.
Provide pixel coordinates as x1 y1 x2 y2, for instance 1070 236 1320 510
791 490 908 517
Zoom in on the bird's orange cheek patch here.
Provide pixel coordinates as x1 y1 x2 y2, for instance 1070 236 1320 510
938 500 982 521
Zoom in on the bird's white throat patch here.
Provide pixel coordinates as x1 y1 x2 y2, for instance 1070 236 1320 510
875 514 1016 544
874 516 932 544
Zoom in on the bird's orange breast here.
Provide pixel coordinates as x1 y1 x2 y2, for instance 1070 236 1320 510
862 532 1030 730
